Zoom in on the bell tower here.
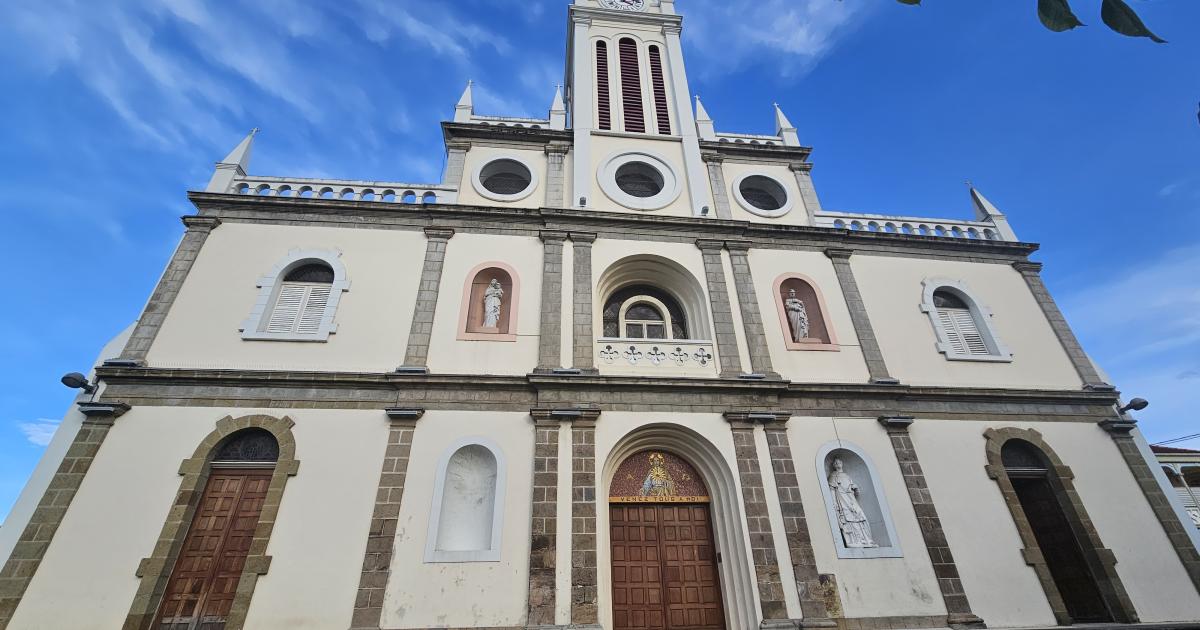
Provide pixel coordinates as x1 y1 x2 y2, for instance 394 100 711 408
565 0 710 215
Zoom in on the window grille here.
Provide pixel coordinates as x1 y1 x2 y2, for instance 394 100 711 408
618 38 645 133
596 41 612 131
648 46 671 135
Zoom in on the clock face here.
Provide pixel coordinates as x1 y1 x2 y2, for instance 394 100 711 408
599 0 646 12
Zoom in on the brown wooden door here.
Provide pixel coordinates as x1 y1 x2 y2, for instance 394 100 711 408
1012 476 1113 624
156 469 272 630
611 504 725 630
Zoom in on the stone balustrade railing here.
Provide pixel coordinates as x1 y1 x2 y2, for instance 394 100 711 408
714 132 784 147
814 211 1012 242
229 176 459 205
596 339 719 378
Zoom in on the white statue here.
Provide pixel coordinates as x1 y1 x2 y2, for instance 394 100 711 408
828 458 877 548
482 279 504 329
785 288 810 342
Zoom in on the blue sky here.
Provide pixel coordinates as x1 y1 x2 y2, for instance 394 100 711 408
0 0 1197 521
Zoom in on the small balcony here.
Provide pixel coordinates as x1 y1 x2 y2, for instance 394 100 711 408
595 339 719 378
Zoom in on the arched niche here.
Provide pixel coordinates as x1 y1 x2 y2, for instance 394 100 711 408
596 255 713 342
458 262 520 342
425 438 506 563
600 424 757 630
772 273 838 351
815 441 902 559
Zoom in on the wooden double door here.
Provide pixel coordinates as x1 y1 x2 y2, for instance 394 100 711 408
155 468 272 630
610 503 726 630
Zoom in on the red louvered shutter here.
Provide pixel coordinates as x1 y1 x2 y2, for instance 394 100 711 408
618 38 645 133
648 46 671 135
596 41 612 131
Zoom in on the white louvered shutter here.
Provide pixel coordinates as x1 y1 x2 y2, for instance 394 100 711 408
297 285 331 334
266 282 329 335
937 307 990 356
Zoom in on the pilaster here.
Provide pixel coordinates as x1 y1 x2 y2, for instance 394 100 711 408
702 152 733 219
536 231 569 373
115 216 221 365
824 249 898 385
661 22 711 217
878 416 985 629
566 409 602 627
350 409 424 630
442 140 471 188
1012 262 1112 390
726 241 779 379
398 228 455 373
790 163 822 226
697 239 745 377
544 142 571 209
570 233 599 373
526 409 565 627
570 13 594 208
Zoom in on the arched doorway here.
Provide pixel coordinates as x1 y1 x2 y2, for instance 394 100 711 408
609 450 725 630
154 428 280 630
1001 439 1112 623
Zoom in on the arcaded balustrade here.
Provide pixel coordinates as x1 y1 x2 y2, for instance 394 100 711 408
714 132 783 146
814 211 1010 242
229 176 459 205
596 338 718 378
471 114 551 129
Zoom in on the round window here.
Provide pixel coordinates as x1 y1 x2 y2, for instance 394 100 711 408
733 174 793 218
615 162 665 198
473 157 537 201
598 151 682 211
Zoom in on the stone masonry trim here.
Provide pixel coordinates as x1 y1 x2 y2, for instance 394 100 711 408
537 231 568 372
696 239 745 377
824 249 897 384
726 242 778 378
1012 262 1111 390
571 233 598 372
728 424 790 622
526 411 563 626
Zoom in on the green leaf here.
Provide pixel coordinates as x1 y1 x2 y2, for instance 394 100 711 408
1037 0 1084 32
1101 0 1166 43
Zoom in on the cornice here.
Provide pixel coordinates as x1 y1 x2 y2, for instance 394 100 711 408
185 191 1041 262
699 140 812 163
442 121 571 146
569 5 684 30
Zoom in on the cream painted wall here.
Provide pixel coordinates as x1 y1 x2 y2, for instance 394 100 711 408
426 232 543 375
912 419 1200 626
748 249 871 383
147 222 426 372
381 411 533 629
8 406 386 630
721 161 810 227
788 417 948 619
455 145 549 210
851 255 1082 389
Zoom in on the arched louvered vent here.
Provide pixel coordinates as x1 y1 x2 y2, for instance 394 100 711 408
648 45 671 135
618 38 645 133
596 41 612 131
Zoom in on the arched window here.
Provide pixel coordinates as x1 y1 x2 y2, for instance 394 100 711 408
596 40 612 131
603 285 688 340
426 440 506 563
773 274 838 350
816 442 902 559
241 250 350 342
618 38 645 133
920 279 1011 362
458 262 519 341
647 45 671 135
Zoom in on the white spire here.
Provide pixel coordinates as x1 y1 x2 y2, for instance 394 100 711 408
454 80 474 123
695 96 715 141
550 84 566 131
206 128 258 193
968 185 1019 241
774 103 799 146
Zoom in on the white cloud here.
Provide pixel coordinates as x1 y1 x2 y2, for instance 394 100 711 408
17 419 60 447
683 0 877 78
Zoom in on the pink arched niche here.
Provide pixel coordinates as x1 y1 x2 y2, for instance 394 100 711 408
772 272 839 351
457 261 521 342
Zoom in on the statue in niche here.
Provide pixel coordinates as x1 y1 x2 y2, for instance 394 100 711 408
785 288 810 341
828 458 877 548
640 452 677 498
482 279 504 329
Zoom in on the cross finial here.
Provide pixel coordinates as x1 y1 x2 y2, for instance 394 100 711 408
965 179 974 189
250 127 261 136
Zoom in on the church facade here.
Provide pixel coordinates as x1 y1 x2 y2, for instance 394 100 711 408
2 1 1200 629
